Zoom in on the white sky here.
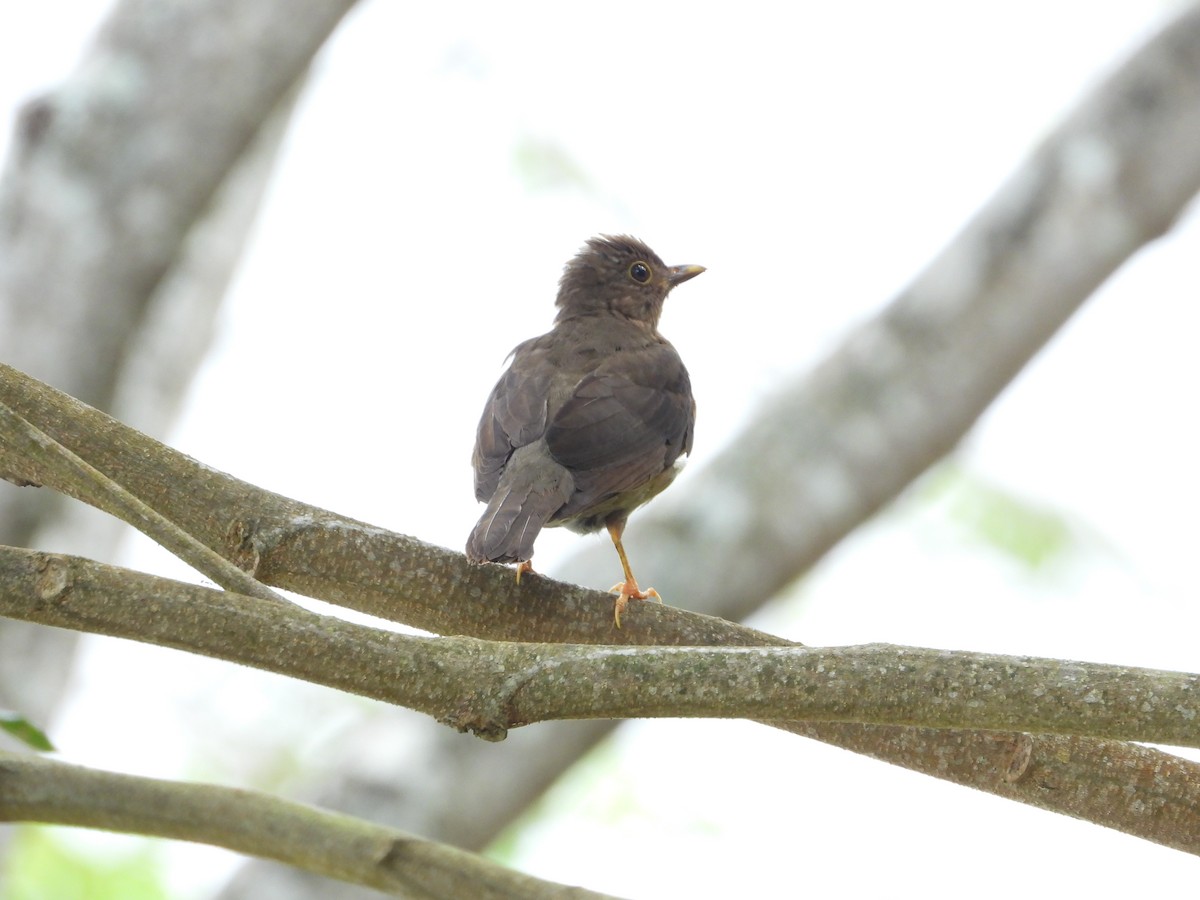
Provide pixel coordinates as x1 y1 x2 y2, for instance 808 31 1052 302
3 1 1199 897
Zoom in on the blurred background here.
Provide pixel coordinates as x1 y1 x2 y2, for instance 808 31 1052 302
1 1 1198 896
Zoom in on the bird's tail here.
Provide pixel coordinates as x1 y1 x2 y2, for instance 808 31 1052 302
466 447 573 564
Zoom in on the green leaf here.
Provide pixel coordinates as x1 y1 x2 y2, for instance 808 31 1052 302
925 466 1074 570
0 710 55 751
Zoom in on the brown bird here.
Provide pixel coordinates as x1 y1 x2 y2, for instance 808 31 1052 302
466 235 704 626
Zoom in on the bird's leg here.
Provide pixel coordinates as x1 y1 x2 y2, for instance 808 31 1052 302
514 560 535 585
606 520 661 628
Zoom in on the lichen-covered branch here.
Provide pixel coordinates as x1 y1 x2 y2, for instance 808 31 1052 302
0 362 732 646
2 545 1199 755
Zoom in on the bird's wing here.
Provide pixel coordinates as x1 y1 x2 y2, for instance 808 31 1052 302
471 341 552 502
545 344 694 497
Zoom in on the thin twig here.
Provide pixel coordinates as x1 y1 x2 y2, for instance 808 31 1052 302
0 400 287 607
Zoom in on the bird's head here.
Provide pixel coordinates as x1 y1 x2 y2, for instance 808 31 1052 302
555 235 704 327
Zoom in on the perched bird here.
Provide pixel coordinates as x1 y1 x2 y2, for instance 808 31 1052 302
466 235 704 626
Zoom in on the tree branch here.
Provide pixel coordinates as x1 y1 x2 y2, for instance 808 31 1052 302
6 364 1200 854
2 545 1199 753
783 723 1200 857
0 0 358 406
0 362 735 646
0 751 616 900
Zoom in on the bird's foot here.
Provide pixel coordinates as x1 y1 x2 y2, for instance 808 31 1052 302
609 580 662 628
515 560 535 585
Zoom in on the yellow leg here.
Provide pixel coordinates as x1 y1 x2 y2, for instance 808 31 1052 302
606 520 661 628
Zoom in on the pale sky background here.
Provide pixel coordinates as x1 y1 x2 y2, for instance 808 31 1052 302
2 1 1199 897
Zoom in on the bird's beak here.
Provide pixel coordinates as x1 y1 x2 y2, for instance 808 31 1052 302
667 264 706 286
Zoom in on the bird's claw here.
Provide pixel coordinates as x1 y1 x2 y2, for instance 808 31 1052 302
515 560 535 585
609 581 662 628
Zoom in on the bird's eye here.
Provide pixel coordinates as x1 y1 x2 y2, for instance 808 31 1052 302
629 262 651 283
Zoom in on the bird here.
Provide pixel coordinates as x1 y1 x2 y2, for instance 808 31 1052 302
466 235 704 626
